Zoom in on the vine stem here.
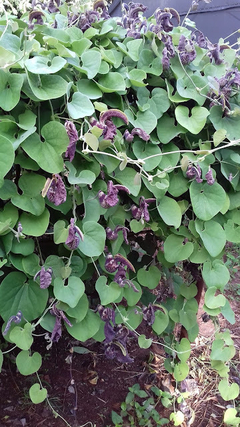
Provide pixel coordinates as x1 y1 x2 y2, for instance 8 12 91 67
32 298 57 329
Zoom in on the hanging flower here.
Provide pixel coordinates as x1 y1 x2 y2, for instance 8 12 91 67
124 127 150 142
106 225 129 245
178 35 196 65
98 180 130 209
65 121 78 162
105 253 138 292
131 197 155 223
3 311 22 336
50 305 72 343
34 266 53 289
205 168 215 185
186 164 203 183
65 218 84 250
47 174 66 206
90 109 128 143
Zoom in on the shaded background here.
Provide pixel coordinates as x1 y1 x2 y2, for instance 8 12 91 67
109 0 240 43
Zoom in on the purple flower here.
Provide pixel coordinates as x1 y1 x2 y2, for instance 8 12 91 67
3 311 22 336
186 164 203 183
124 127 150 142
98 180 130 209
162 47 170 70
104 323 133 363
178 35 196 65
105 253 137 291
65 218 84 250
205 169 215 185
50 305 72 343
142 304 155 326
34 266 53 289
90 109 128 143
106 225 129 245
131 197 155 223
97 305 115 323
47 174 66 206
65 121 78 162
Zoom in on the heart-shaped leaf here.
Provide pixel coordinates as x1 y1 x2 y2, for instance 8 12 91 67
9 323 33 350
137 266 161 290
65 293 89 322
174 362 189 382
26 71 68 100
138 334 152 349
54 276 85 308
205 287 226 309
195 219 226 257
25 55 66 74
16 350 42 376
78 221 106 257
66 310 101 341
29 383 47 404
0 272 48 322
20 208 50 237
67 92 94 119
22 121 69 173
152 309 169 335
157 196 182 228
190 181 226 221
175 105 209 134
202 260 230 291
219 379 239 401
0 70 24 111
224 408 240 425
125 109 157 135
96 276 122 305
164 235 194 263
176 338 191 363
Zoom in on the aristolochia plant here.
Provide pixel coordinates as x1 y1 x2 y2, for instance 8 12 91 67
0 0 240 421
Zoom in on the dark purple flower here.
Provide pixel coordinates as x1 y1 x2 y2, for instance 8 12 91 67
142 304 155 326
3 311 22 336
131 197 155 223
162 47 170 70
191 29 207 49
50 304 72 343
105 253 137 291
65 121 78 162
47 174 66 206
124 127 150 142
205 169 215 185
104 323 133 363
186 164 203 183
106 225 129 245
65 218 84 250
90 110 128 143
98 180 130 209
178 35 196 65
97 305 116 323
105 253 119 273
34 266 53 289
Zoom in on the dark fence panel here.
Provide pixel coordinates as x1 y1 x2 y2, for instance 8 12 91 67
109 0 240 43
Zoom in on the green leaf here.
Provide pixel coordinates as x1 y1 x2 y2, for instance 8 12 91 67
0 135 14 187
11 173 45 216
11 238 35 256
80 49 102 79
54 276 85 308
213 129 227 147
210 105 240 140
96 72 126 93
175 105 209 134
195 219 226 257
174 362 189 382
221 299 235 325
66 162 96 186
22 254 40 277
205 287 226 309
176 338 191 363
138 334 152 349
176 74 208 106
65 293 89 322
113 167 141 197
157 115 187 144
66 310 101 341
0 71 24 111
219 379 239 401
128 68 146 87
157 196 182 228
20 208 50 237
224 408 240 425
54 220 68 244
179 309 197 330
123 281 142 306
26 71 68 100
164 235 194 263
96 276 122 305
0 202 18 234
130 219 145 233
78 221 106 257
112 410 123 425
170 411 185 426
22 122 69 173
190 181 226 221
9 323 33 351
25 55 66 74
29 383 47 404
77 79 102 99
137 266 161 290
67 92 94 119
125 109 157 135
202 259 230 291
16 350 42 376
0 272 48 322
179 283 197 299
152 309 169 335
132 141 161 171
84 133 99 150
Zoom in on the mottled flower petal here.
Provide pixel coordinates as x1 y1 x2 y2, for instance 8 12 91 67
47 174 66 206
65 218 84 250
65 121 78 162
34 266 53 289
3 311 22 336
205 169 215 185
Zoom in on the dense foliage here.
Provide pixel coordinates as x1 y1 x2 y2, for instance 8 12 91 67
0 0 240 422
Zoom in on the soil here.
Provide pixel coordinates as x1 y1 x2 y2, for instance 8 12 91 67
1 266 240 427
